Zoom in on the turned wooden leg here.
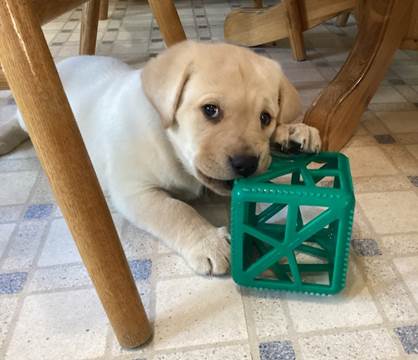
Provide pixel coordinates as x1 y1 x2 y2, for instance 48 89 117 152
304 0 413 151
254 0 263 8
99 0 108 20
148 0 186 46
284 0 305 61
80 0 100 55
336 11 350 27
0 0 152 349
0 69 8 90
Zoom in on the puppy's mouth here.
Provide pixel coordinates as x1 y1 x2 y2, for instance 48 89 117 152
196 169 234 196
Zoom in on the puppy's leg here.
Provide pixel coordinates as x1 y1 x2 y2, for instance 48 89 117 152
275 123 321 153
111 188 230 276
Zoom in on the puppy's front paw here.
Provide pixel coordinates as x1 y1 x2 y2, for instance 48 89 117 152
275 123 322 154
185 227 230 276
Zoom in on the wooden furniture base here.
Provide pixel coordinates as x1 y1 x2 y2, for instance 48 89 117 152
0 0 152 349
304 0 414 150
99 0 109 20
224 0 355 48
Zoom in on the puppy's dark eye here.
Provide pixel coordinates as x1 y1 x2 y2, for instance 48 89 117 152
260 112 272 127
202 104 220 121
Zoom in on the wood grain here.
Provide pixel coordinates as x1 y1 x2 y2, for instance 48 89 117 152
148 0 186 46
304 0 414 151
80 0 100 55
400 1 418 50
336 11 350 27
99 0 109 20
284 0 306 61
0 0 152 348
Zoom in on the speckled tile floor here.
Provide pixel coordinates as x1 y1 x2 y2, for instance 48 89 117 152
1 1 418 359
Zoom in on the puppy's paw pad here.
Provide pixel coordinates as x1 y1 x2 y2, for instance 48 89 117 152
186 227 231 276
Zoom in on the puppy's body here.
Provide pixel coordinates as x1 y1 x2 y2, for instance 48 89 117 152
16 41 321 275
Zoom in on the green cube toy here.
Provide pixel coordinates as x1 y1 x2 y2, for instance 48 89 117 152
231 152 355 295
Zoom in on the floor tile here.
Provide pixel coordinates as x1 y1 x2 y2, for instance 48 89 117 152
0 223 14 258
0 297 19 348
37 218 81 267
351 239 382 256
0 272 28 294
23 203 54 220
154 277 247 350
407 144 418 160
376 111 418 133
0 205 23 223
0 171 37 206
244 289 289 338
259 340 296 360
154 344 252 360
154 253 193 279
6 289 108 360
394 256 418 303
121 223 156 259
342 146 398 177
361 257 418 322
27 263 91 292
381 144 418 174
357 191 418 234
371 86 407 103
299 328 399 360
2 221 47 271
394 325 418 355
286 265 382 332
380 233 418 255
352 175 412 193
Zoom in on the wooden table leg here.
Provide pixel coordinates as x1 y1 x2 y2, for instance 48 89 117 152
80 0 100 55
0 0 152 349
148 0 186 46
336 11 350 27
284 0 306 61
99 0 108 20
304 0 413 151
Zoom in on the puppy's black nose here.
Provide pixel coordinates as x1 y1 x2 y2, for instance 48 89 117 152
229 155 259 177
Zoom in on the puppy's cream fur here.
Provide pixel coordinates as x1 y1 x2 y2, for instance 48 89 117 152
17 41 321 275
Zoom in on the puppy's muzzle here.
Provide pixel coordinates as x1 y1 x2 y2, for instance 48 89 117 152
229 155 259 177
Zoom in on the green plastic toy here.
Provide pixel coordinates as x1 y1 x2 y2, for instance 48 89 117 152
231 152 355 295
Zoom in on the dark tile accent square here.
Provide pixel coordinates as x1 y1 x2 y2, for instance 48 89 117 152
198 25 208 29
51 42 63 46
352 239 382 256
408 176 418 187
61 29 72 33
259 341 296 360
151 38 163 43
0 272 28 294
374 134 396 144
196 14 205 18
129 259 152 281
389 79 406 85
24 204 54 220
395 325 418 354
102 41 114 45
199 36 211 41
107 28 118 32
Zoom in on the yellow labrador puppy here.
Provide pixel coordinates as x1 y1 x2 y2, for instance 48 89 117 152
17 40 321 275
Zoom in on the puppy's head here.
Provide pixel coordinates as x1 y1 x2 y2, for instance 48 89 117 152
142 41 302 195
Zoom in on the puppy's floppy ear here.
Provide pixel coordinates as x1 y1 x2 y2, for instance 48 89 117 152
277 69 302 125
141 40 195 128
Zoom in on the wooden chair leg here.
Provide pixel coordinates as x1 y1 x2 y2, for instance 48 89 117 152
304 0 413 151
254 0 263 8
80 0 100 55
284 0 306 61
336 11 350 27
0 0 152 349
148 0 186 46
99 0 109 20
